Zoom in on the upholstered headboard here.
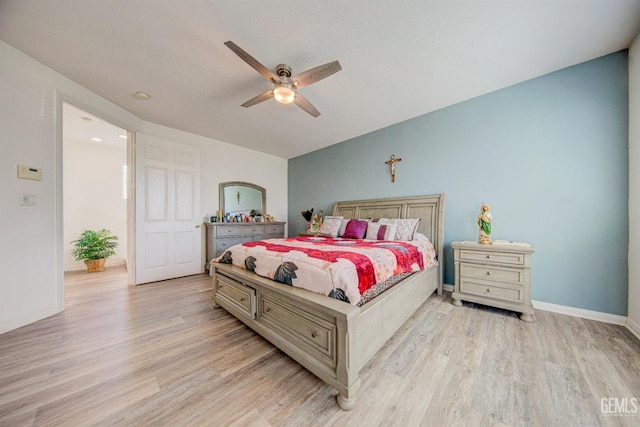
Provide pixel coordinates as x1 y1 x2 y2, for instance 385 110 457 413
332 194 446 265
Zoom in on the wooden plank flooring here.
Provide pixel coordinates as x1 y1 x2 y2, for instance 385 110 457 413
1 266 639 426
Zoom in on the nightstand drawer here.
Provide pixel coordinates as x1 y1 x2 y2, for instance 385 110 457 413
460 263 524 285
460 279 523 303
458 249 524 266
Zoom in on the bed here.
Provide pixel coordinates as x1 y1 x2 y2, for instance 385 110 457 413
211 194 445 410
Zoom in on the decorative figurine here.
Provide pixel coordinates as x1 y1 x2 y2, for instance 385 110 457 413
478 203 492 244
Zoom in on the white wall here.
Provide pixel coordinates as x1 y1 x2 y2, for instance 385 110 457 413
0 40 142 333
63 138 128 270
0 41 288 333
629 35 640 336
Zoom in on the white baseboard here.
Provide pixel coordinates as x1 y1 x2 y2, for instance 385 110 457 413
532 300 627 325
0 306 61 335
443 283 454 292
627 318 640 340
64 259 127 273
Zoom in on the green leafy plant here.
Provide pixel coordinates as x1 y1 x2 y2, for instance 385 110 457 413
71 229 118 262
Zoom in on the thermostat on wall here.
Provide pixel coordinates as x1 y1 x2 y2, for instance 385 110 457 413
17 165 42 181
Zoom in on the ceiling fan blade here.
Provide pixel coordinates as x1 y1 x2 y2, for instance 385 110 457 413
293 93 321 117
224 41 279 84
292 60 342 89
241 89 274 107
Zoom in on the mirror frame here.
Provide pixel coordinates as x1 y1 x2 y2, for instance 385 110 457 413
219 181 266 216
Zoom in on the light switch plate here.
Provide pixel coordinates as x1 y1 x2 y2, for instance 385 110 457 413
19 193 37 206
17 165 42 181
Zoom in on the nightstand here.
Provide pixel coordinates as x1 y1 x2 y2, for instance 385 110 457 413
451 241 536 322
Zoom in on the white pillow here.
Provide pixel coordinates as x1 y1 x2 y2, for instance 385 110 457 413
365 222 398 240
378 218 420 241
413 232 429 241
317 216 344 237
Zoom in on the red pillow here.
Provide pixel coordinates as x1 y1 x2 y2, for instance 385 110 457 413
342 219 368 239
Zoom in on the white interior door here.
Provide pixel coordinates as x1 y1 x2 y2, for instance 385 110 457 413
135 133 201 284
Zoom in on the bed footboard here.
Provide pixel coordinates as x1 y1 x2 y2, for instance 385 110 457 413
212 263 439 410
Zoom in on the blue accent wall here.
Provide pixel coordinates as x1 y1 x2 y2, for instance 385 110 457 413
288 51 629 315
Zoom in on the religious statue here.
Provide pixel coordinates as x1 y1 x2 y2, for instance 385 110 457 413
385 154 402 183
477 203 492 244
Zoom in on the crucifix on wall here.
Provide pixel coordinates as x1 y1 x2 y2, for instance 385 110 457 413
385 154 402 183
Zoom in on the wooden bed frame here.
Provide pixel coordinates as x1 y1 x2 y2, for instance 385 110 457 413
211 194 445 410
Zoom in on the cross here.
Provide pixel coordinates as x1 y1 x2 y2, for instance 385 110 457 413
385 154 402 183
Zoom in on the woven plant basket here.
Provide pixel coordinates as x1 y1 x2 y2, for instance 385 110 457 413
85 258 106 273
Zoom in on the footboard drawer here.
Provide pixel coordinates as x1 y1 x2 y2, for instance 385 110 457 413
257 294 336 368
215 274 255 319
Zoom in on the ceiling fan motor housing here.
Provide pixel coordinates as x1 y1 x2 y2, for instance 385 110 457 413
276 63 292 78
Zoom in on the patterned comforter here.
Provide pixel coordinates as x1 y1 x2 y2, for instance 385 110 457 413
213 236 437 305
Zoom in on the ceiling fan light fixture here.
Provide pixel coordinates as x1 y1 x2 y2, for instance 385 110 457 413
273 85 295 104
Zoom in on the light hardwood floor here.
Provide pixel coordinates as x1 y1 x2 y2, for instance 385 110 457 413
1 266 638 426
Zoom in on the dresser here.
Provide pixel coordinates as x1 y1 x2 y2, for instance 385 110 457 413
205 222 286 272
451 241 535 322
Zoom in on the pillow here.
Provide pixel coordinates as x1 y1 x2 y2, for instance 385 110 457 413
378 218 421 241
338 219 350 237
342 219 368 239
365 222 398 240
413 232 429 241
317 216 344 237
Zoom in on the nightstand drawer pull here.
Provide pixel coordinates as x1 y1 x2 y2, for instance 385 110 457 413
486 271 492 275
486 288 492 293
486 255 492 259
265 307 271 313
311 331 318 338
240 297 245 302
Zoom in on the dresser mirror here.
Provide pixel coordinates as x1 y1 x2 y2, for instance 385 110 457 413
219 181 266 216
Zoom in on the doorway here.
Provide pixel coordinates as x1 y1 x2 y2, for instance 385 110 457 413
62 103 132 287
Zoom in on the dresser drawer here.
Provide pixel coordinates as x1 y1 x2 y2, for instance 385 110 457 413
258 294 336 367
460 263 524 285
216 226 241 237
240 225 265 235
458 249 524 266
215 237 251 257
216 274 254 316
460 279 523 303
264 224 285 235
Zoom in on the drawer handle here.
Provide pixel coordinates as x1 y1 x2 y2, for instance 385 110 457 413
486 288 492 293
240 297 245 302
486 255 492 259
265 307 271 313
311 331 318 338
486 271 492 275
218 285 223 289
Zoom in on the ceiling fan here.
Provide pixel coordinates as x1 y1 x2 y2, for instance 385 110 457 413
224 40 342 117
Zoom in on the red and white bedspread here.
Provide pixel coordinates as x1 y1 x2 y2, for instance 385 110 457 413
212 236 437 305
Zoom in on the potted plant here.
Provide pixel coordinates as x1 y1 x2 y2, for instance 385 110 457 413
71 229 118 272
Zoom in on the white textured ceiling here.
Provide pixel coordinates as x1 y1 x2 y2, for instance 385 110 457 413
1 1 639 159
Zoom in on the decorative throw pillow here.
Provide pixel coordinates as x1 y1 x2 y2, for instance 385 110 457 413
365 222 398 240
317 216 344 237
378 218 421 241
338 219 350 237
342 219 369 239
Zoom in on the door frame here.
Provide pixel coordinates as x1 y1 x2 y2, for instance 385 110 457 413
55 95 137 310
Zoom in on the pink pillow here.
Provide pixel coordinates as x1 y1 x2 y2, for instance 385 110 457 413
342 219 368 239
